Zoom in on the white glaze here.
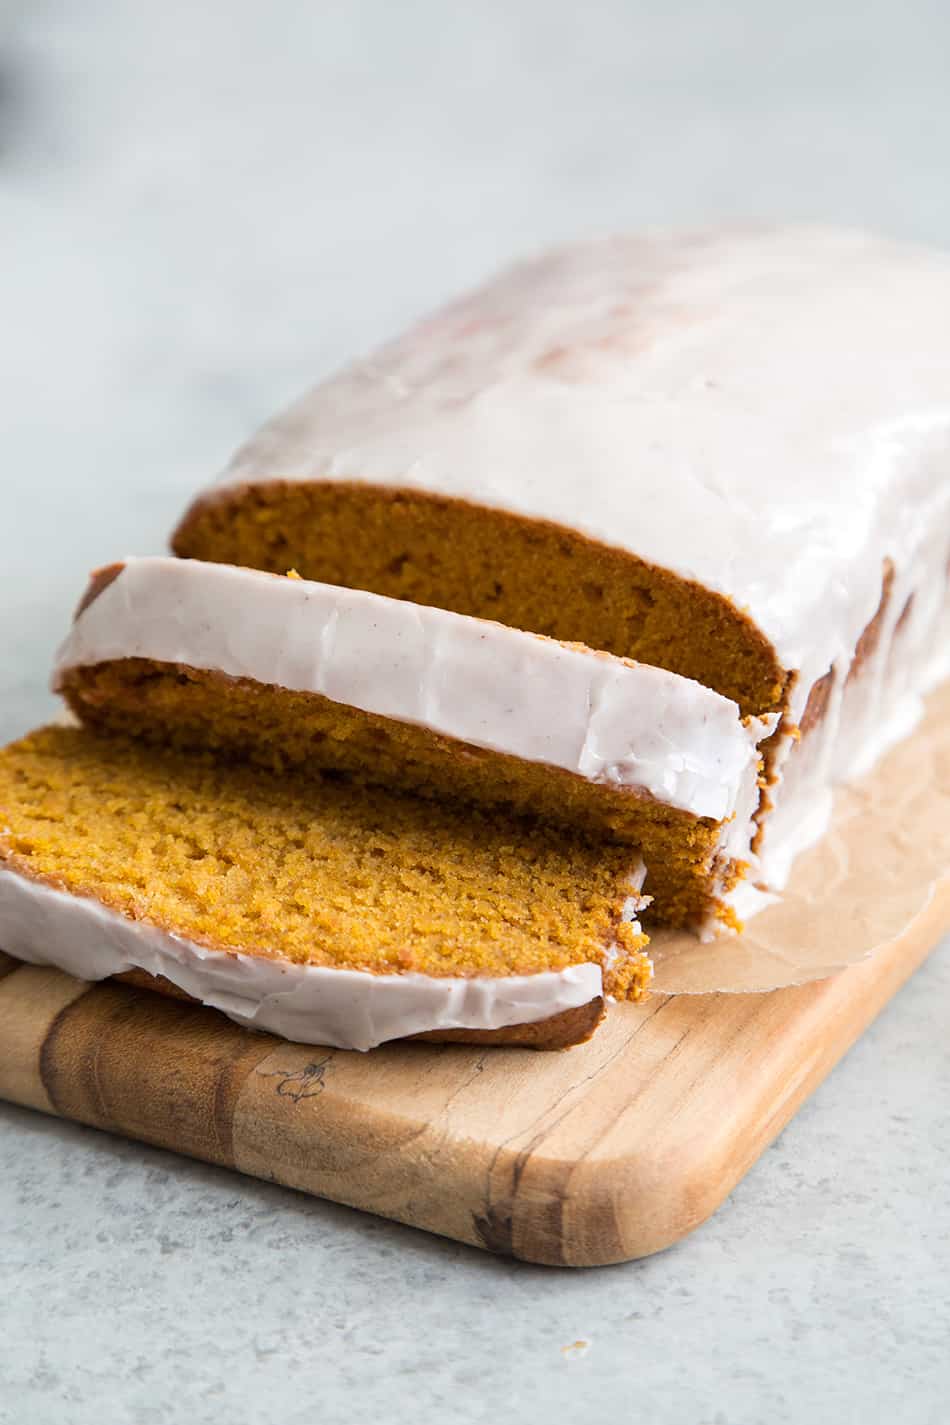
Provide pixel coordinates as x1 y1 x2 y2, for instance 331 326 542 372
54 557 768 823
193 225 950 736
0 866 615 1052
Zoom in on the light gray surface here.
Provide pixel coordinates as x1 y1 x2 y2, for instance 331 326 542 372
1 2 948 1421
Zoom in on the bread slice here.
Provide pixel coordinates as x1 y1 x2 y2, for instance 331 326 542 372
0 726 650 1050
56 557 770 933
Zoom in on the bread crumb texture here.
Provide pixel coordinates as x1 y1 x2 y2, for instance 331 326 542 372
173 482 788 716
0 725 650 997
64 659 737 930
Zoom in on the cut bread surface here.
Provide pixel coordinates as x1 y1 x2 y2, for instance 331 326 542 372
0 726 651 1049
175 485 786 718
56 557 770 932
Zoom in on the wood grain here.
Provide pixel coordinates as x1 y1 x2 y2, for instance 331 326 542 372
2 690 948 1266
0 876 947 1265
38 980 278 1166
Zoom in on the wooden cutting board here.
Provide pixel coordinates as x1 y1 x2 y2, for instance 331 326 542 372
1 887 948 1267
2 683 948 1266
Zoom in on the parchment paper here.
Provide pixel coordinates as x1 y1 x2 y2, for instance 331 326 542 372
652 681 950 993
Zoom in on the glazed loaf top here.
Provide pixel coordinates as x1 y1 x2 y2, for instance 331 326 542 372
180 226 950 720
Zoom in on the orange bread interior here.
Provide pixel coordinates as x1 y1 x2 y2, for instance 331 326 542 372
62 658 739 930
0 725 650 997
173 482 788 718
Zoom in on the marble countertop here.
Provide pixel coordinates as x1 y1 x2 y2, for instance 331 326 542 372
1 2 948 1421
